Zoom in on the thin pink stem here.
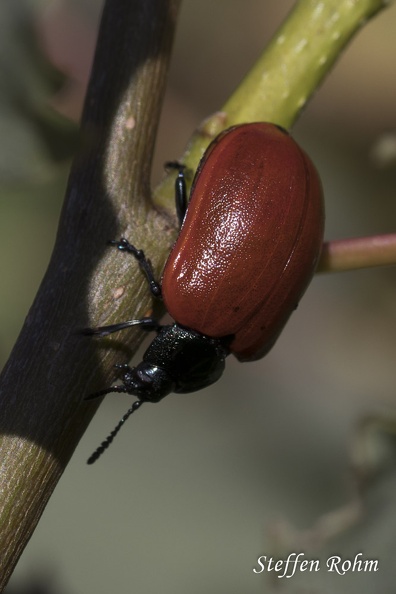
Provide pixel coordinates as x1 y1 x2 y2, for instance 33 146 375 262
318 234 396 273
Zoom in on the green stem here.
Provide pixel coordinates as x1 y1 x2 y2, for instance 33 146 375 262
154 0 390 212
223 0 387 129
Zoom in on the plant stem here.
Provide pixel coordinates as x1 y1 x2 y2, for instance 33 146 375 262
154 0 390 211
0 0 180 588
319 234 396 272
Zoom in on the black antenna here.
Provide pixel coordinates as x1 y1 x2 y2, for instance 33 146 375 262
87 399 143 464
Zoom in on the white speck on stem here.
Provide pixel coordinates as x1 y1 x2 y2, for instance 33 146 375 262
125 116 136 130
113 287 125 299
328 11 340 26
312 2 325 19
297 96 307 109
294 38 308 53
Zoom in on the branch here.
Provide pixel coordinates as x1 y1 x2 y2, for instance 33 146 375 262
154 0 390 211
318 234 396 272
0 0 180 588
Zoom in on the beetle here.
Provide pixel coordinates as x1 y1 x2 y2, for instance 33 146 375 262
84 122 324 463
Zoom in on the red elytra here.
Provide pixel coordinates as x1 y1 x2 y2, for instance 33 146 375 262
162 123 324 361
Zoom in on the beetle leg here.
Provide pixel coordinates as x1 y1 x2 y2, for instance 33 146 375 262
82 316 162 337
85 383 129 401
165 161 188 226
109 238 161 297
85 364 136 401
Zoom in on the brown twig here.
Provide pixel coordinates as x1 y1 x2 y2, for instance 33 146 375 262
0 0 180 588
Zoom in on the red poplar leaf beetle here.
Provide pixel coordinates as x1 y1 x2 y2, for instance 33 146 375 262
84 122 324 463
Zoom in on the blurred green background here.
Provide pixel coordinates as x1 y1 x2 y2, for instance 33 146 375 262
2 0 396 593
